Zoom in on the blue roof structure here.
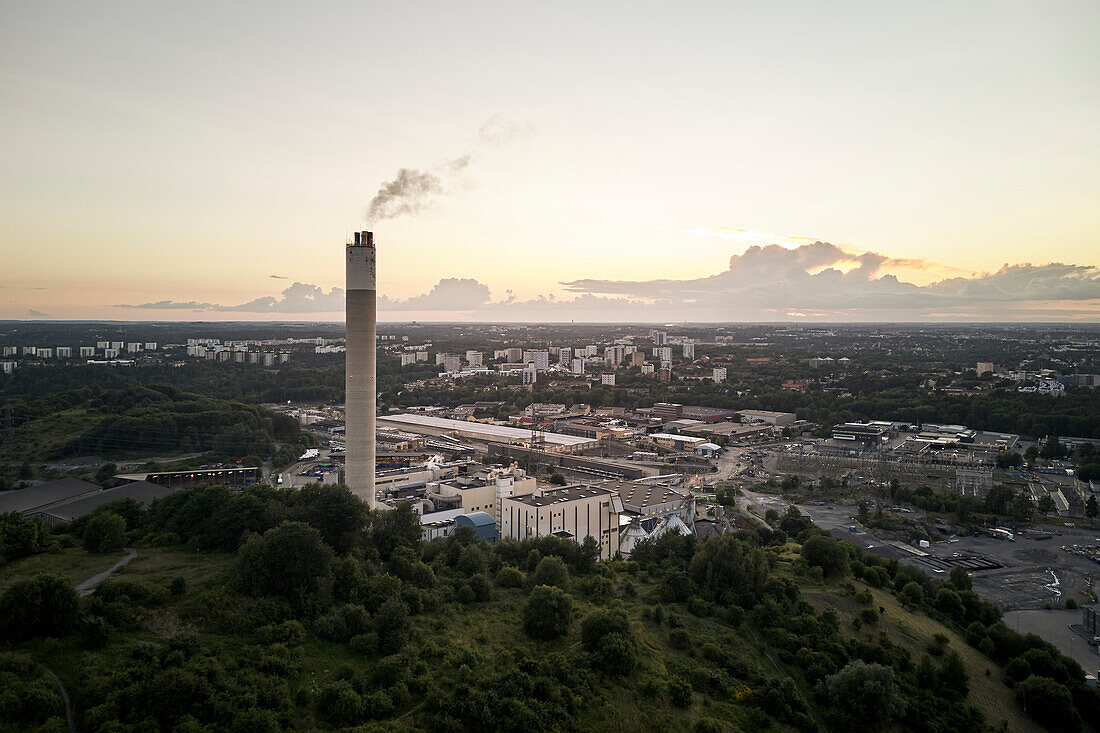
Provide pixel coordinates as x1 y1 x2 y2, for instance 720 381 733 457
455 511 497 543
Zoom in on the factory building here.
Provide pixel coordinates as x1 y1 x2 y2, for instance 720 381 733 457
739 409 796 427
499 484 623 559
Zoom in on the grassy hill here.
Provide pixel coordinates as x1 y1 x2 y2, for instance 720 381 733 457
0 488 1093 732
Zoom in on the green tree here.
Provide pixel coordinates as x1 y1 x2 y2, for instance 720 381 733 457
824 661 904 729
549 472 566 485
374 598 410 655
532 556 570 588
1087 495 1098 527
939 650 969 700
0 574 80 640
1015 675 1081 732
83 511 126 553
949 566 972 591
800 535 849 577
523 585 572 640
1037 495 1056 515
235 521 333 613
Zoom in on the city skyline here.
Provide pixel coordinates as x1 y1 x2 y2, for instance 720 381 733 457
2 1 1098 321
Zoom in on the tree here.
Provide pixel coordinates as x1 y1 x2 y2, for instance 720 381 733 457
532 556 570 589
234 521 333 613
949 566 972 592
0 574 80 640
1087 496 1098 527
1040 435 1065 460
523 585 572 640
294 484 369 554
824 661 904 729
0 512 53 562
1037 495 1056 515
549 472 566 485
800 535 849 578
374 598 410 655
939 651 969 700
1024 445 1040 466
369 501 421 560
1015 675 1082 732
94 462 117 485
83 511 126 553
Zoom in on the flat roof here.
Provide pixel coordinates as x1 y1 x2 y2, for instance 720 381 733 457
506 485 615 508
605 480 690 509
0 477 100 514
649 433 706 443
379 413 594 447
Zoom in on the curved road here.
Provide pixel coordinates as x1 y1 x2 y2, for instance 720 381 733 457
76 548 137 597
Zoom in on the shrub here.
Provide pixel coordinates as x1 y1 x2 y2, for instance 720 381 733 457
581 609 632 651
523 585 572 640
859 608 879 625
669 629 691 650
669 676 693 707
170 576 187 595
532 556 570 589
495 566 524 588
594 632 635 675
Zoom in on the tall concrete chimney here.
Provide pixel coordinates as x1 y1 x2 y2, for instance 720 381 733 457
346 230 376 508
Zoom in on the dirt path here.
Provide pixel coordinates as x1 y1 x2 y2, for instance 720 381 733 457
75 548 137 596
37 662 75 733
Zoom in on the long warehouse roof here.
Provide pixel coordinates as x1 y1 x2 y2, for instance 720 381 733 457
378 413 594 446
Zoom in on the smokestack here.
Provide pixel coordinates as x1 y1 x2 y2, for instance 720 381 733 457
346 229 377 509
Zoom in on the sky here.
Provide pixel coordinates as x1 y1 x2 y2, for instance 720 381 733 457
1 1 1098 322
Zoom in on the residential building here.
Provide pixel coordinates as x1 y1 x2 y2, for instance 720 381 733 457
682 341 695 359
601 373 616 386
976 362 994 377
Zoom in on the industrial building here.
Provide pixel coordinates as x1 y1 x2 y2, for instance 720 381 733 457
0 477 179 526
499 484 623 559
378 413 598 452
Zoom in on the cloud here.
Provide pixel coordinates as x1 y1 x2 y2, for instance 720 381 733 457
365 117 533 222
112 240 1100 321
379 278 492 311
115 282 345 314
270 274 288 279
561 241 1100 319
26 308 50 318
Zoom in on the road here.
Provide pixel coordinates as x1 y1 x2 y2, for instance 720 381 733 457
76 548 137 596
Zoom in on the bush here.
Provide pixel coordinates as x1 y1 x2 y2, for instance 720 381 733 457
0 574 80 641
581 608 632 651
669 676 693 707
495 566 524 588
84 511 127 553
170 576 187 596
523 585 572 640
532 556 570 589
669 629 691 649
594 632 635 675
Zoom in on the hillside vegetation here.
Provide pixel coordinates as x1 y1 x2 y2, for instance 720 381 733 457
0 487 1096 732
